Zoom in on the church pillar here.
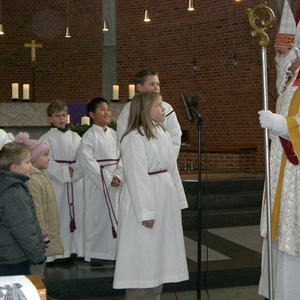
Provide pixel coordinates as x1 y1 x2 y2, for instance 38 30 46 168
102 0 116 101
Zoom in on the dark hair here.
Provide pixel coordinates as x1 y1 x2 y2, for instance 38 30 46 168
134 69 159 85
86 97 109 114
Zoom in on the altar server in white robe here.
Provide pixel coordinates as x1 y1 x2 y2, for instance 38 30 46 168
0 129 13 150
114 92 189 300
78 97 122 262
117 69 182 158
258 2 300 299
39 100 84 260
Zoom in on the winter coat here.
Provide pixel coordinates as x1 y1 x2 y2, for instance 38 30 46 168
27 168 64 258
0 170 46 265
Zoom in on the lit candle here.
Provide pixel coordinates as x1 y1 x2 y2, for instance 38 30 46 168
23 84 30 100
81 116 90 125
112 84 119 100
67 114 71 124
128 84 135 100
12 83 19 99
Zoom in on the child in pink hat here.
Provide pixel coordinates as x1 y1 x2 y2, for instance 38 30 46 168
15 132 63 279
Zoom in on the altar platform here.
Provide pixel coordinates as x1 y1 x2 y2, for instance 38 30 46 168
44 170 265 300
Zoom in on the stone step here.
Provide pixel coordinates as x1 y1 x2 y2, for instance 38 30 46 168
183 178 264 195
182 207 261 229
186 191 263 211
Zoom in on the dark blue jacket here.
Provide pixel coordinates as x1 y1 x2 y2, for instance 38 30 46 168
0 170 46 265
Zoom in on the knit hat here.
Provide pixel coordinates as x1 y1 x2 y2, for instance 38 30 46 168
14 132 49 162
275 0 296 47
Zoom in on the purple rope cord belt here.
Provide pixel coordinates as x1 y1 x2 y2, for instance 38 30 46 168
96 158 120 239
55 160 77 232
148 169 167 175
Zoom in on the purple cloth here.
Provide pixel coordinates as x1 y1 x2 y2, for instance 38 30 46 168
67 102 88 124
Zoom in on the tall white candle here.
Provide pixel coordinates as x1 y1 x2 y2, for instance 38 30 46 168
67 114 71 124
81 116 90 125
12 83 19 99
112 85 119 100
128 84 135 99
23 84 30 100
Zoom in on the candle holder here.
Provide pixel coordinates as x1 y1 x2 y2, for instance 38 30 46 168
11 98 19 102
111 99 120 102
22 98 31 102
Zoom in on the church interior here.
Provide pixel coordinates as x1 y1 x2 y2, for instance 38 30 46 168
1 0 299 299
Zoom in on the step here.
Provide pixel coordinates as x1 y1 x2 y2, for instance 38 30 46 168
183 178 264 195
182 207 261 229
45 226 262 298
186 191 263 211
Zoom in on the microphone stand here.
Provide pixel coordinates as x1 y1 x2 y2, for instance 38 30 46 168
189 107 203 300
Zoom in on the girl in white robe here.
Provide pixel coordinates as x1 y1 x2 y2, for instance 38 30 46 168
113 92 189 300
78 97 123 262
39 101 84 260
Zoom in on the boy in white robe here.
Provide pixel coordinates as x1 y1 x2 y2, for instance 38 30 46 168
78 97 122 264
39 100 84 260
117 69 182 158
114 92 189 300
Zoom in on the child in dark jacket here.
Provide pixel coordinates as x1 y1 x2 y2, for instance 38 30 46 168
0 142 46 276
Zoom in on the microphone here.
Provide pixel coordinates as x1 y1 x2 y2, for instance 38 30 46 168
180 93 193 121
189 107 203 122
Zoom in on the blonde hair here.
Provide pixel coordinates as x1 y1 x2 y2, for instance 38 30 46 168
121 92 165 142
47 100 68 116
0 142 30 170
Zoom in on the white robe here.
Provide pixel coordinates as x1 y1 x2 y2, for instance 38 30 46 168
78 125 123 260
39 128 84 259
0 129 13 150
113 126 189 289
117 101 182 158
259 74 300 299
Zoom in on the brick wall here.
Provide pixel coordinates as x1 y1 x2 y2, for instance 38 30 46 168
0 0 299 172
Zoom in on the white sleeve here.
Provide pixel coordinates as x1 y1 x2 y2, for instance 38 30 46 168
77 134 113 190
0 129 13 150
121 134 156 222
163 102 182 159
117 103 131 143
39 135 71 183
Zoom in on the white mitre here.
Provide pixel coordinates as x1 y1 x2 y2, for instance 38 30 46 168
275 0 296 47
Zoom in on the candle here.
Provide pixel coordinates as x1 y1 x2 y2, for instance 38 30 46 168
12 83 19 99
128 84 135 100
81 116 90 125
23 84 30 100
67 114 70 124
112 84 119 100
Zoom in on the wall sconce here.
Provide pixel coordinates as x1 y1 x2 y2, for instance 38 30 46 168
65 0 71 38
0 0 4 35
187 0 195 11
102 20 109 32
144 9 150 22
